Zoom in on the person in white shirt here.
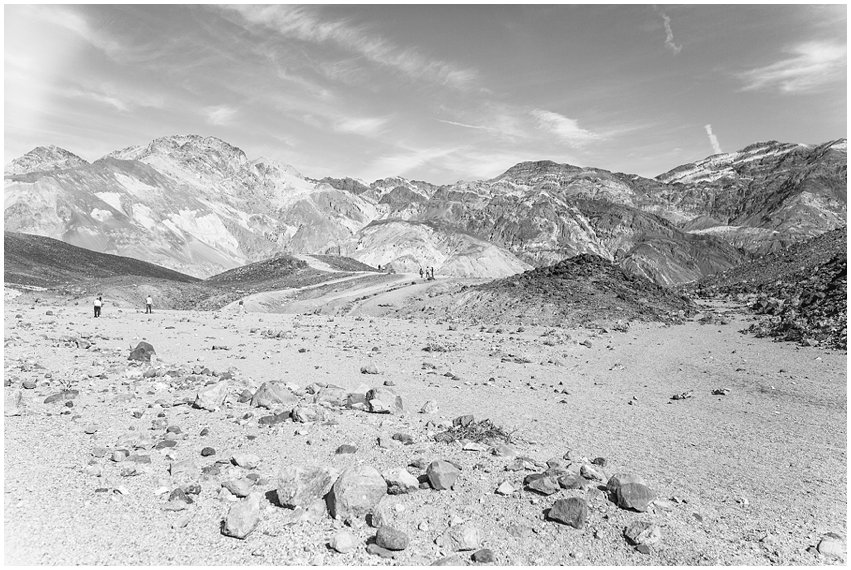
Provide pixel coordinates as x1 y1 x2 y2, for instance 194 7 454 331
145 295 153 314
94 296 102 318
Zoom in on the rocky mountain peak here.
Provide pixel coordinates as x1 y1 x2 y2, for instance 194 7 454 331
493 160 585 184
5 145 89 176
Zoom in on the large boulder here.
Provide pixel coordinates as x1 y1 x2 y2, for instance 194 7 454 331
616 483 655 512
194 382 229 411
327 465 387 521
366 387 403 414
251 382 298 410
128 342 156 363
427 460 460 490
222 493 262 539
277 466 337 508
548 497 587 529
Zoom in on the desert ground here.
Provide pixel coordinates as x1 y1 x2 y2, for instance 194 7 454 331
3 281 847 566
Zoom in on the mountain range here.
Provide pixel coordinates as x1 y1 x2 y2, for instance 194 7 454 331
4 134 846 285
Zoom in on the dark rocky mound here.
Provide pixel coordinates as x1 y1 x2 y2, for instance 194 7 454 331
4 231 199 288
471 253 694 325
308 255 379 272
692 227 847 349
205 254 309 286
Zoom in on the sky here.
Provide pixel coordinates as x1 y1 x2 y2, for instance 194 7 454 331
4 4 847 183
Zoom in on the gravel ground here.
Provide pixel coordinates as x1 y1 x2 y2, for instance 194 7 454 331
4 299 847 565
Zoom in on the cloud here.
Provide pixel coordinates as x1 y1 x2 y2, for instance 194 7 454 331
60 84 165 113
26 5 126 60
660 12 682 55
205 105 237 125
361 146 460 180
738 41 846 93
530 109 599 147
704 124 723 155
334 116 390 137
222 5 478 90
437 119 493 131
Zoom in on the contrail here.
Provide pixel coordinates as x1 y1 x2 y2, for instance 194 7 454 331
704 124 723 154
661 12 682 55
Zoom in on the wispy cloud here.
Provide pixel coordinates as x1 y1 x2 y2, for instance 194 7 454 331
704 124 723 154
738 40 846 93
660 12 682 55
60 84 165 113
221 5 479 90
437 119 493 131
361 146 461 180
530 109 599 147
334 116 390 137
205 105 237 125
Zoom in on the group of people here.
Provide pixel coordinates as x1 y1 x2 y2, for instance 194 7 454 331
92 295 153 317
419 267 435 280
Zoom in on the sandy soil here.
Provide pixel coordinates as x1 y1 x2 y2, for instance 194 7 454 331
3 296 847 565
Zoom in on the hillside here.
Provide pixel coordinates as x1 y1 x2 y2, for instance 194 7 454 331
4 231 200 288
692 227 847 348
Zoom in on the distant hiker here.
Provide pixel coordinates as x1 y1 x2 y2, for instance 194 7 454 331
419 267 424 279
145 295 153 314
94 296 102 318
378 264 381 271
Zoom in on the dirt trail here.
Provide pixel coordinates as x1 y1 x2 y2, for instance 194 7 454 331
3 298 846 566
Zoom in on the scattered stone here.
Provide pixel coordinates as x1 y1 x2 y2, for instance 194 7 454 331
200 427 210 436
616 483 655 512
462 441 489 452
472 548 495 563
432 555 465 566
670 391 693 401
548 497 588 529
383 468 419 495
360 364 380 374
453 414 474 427
606 473 647 495
169 459 198 480
440 524 482 551
526 475 560 495
223 478 255 498
591 457 607 467
201 447 216 457
366 543 397 559
636 544 651 555
292 406 324 423
222 493 262 539
495 481 515 495
237 389 253 403
366 387 403 414
376 526 410 550
817 534 845 560
231 452 261 469
259 412 290 426
277 465 337 508
391 432 414 445
712 388 731 396
128 341 156 363
427 460 460 490
580 464 605 482
22 380 36 390
490 444 516 457
336 444 357 455
168 487 193 504
328 465 387 521
251 382 297 409
329 530 357 554
420 400 439 414
194 382 229 411
83 425 98 435
623 521 661 546
155 440 177 450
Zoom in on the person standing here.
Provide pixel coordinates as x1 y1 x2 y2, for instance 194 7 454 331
94 296 102 318
145 295 153 314
419 267 424 279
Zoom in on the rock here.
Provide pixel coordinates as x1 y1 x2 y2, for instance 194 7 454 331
490 444 516 457
526 475 560 495
462 441 489 452
548 497 588 529
336 444 357 455
360 364 380 374
383 468 419 495
292 405 324 423
453 414 474 427
194 381 229 411
712 388 731 396
420 400 439 414
313 386 347 407
636 544 651 555
223 478 255 498
427 460 460 491
83 425 98 435
616 483 655 512
231 452 261 469
376 526 409 550
606 473 647 495
557 473 587 490
169 488 193 504
623 521 661 546
259 411 291 426
169 460 198 480
222 493 262 539
440 524 481 551
277 465 337 508
432 555 465 566
22 380 36 390
4 390 23 417
128 341 156 362
366 387 403 414
329 530 358 554
495 481 515 495
366 543 397 559
472 548 495 563
251 382 297 409
817 534 845 559
201 447 216 457
237 388 253 403
328 465 387 521
580 464 605 482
